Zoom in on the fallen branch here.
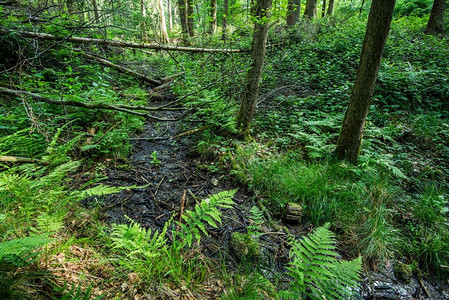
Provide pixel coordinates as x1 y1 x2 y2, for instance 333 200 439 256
0 155 49 165
17 30 248 53
0 87 185 122
78 52 162 86
161 72 185 83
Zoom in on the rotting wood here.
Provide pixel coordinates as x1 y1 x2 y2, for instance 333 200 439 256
0 155 49 165
16 30 248 53
78 52 162 86
0 87 185 122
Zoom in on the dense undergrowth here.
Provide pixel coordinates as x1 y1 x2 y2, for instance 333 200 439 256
1 1 448 298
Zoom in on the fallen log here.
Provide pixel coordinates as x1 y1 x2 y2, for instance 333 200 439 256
0 155 49 165
18 31 248 53
0 87 184 121
78 52 162 86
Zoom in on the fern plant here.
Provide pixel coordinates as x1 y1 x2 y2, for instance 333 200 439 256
248 205 264 238
282 223 362 300
177 189 236 247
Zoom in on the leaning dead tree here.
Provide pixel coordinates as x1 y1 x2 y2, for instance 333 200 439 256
78 52 162 86
14 31 248 53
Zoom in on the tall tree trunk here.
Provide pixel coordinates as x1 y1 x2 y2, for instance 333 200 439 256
304 0 317 18
168 0 173 31
178 0 189 40
158 0 170 43
426 0 446 32
321 0 326 17
222 0 229 40
236 0 272 139
210 0 217 33
141 0 148 41
187 0 195 37
91 0 101 23
327 0 334 15
287 0 301 27
335 0 396 163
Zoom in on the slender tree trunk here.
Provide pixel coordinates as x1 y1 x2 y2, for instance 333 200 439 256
141 0 148 41
91 0 101 23
210 0 217 33
304 0 317 18
168 0 173 31
321 0 326 17
187 0 195 37
236 0 272 139
178 0 189 39
158 0 170 43
335 0 396 163
426 0 446 32
327 0 334 15
222 0 229 40
359 0 365 14
287 0 301 27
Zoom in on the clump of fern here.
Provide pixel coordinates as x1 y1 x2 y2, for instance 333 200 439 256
177 189 237 247
282 223 362 300
107 190 236 286
0 234 54 299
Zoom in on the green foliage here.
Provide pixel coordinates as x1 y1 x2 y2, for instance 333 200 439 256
248 206 264 238
178 190 237 247
282 224 362 299
395 0 432 17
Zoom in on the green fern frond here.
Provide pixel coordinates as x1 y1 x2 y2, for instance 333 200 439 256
286 223 362 300
0 234 52 266
179 190 237 247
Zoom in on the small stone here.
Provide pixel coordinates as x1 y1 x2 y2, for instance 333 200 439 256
284 202 302 223
394 262 412 284
229 232 260 261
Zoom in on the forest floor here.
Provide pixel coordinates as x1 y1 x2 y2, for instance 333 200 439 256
88 95 449 299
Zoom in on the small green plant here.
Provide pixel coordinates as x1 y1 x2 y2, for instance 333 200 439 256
281 223 362 300
150 150 161 166
178 190 237 247
247 206 264 238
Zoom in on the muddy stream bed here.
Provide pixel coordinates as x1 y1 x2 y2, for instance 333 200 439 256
89 102 449 299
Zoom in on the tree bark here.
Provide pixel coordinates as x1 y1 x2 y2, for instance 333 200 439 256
304 0 317 18
158 0 170 43
141 0 149 41
426 0 446 32
236 0 272 139
168 0 173 31
178 0 189 38
187 0 195 37
210 0 217 33
91 0 100 24
334 0 396 163
79 52 162 86
327 0 334 15
287 0 301 27
16 31 247 53
222 0 229 40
